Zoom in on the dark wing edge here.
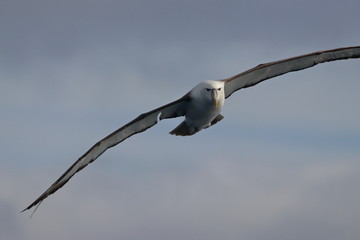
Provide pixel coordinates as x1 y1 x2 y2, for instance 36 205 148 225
222 46 360 98
22 93 190 216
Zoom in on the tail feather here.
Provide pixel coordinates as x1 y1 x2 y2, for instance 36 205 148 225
170 114 224 136
169 121 196 136
210 114 224 126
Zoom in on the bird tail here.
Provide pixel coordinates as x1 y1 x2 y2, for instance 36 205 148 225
169 121 195 136
170 114 224 136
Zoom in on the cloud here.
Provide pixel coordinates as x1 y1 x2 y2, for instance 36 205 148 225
8 149 360 240
1 0 359 239
0 200 26 240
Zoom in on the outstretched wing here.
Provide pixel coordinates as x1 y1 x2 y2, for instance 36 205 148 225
223 46 360 98
22 94 190 214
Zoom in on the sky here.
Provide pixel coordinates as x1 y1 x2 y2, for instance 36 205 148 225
1 0 360 239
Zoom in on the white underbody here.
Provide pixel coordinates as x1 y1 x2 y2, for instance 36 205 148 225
185 100 223 131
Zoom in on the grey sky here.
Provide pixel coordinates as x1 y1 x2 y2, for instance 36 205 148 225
1 0 359 240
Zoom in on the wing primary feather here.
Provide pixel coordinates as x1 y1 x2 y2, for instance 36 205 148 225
22 94 190 215
222 46 360 98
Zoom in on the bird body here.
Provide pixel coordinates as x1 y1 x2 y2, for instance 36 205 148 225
170 80 225 136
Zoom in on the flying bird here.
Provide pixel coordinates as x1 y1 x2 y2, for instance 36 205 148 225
22 46 360 216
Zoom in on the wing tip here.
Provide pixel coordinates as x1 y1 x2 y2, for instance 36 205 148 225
21 202 35 213
21 200 43 218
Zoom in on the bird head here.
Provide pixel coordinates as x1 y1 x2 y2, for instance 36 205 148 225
191 80 225 108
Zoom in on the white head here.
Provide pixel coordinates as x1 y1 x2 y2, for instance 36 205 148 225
191 80 225 108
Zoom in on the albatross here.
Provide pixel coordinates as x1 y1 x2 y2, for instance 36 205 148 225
22 46 360 216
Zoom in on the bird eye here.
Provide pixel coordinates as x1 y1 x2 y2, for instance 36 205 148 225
205 88 211 91
218 88 221 91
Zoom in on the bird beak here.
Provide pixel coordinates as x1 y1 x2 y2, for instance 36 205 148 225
211 89 218 108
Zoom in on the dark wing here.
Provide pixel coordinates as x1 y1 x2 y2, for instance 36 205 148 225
22 94 190 214
222 46 360 98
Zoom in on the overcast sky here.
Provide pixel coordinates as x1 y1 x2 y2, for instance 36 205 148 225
1 0 360 239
